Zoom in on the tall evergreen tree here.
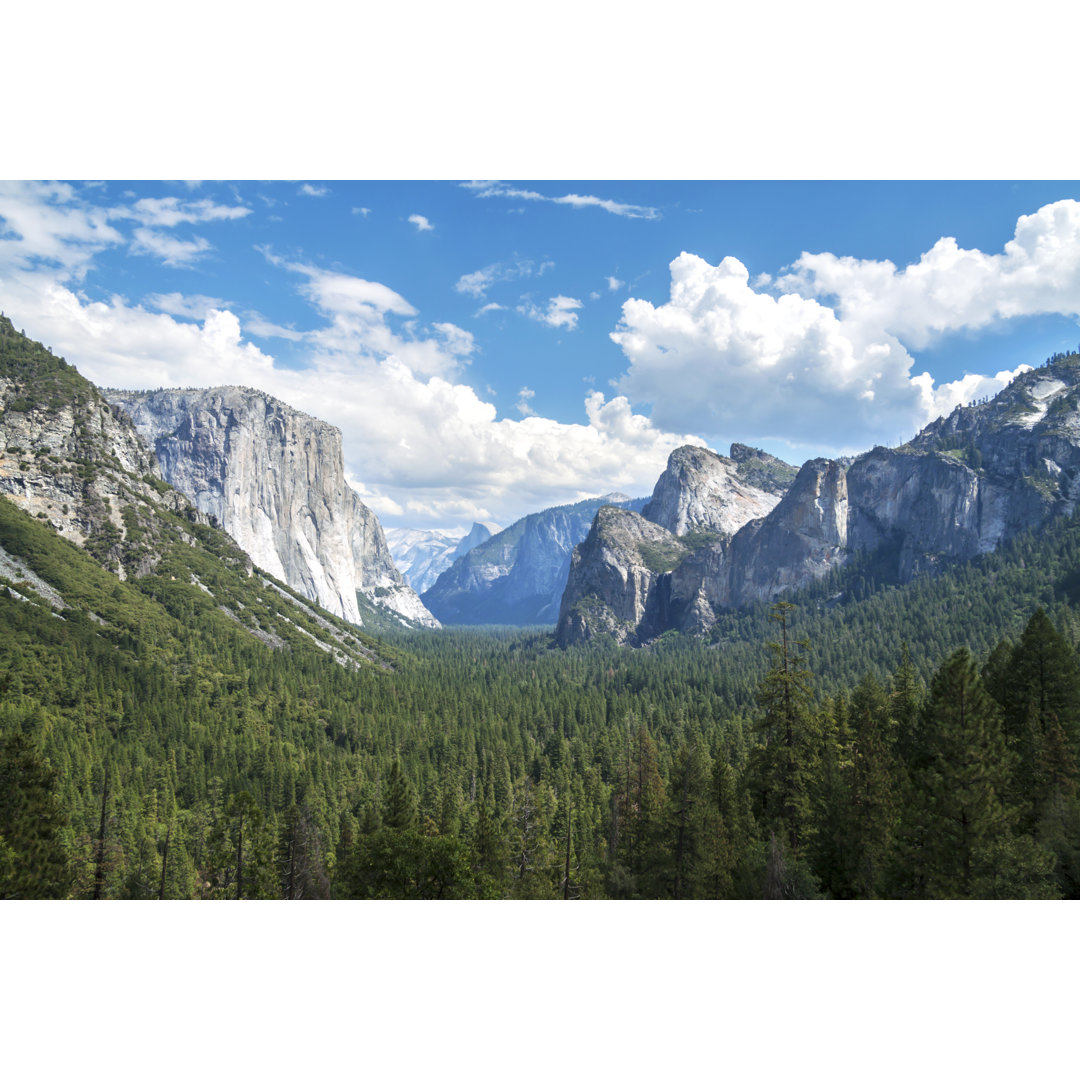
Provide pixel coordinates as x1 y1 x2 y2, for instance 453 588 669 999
896 648 1050 898
749 603 820 858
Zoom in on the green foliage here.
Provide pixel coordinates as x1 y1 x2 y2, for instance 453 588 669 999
0 728 71 898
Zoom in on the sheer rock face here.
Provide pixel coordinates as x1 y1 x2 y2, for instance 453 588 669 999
422 494 646 626
642 444 786 537
107 387 437 628
556 507 690 645
724 458 849 607
558 357 1080 644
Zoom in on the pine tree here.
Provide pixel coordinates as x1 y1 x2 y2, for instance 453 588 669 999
1000 609 1080 819
749 603 819 858
845 675 900 899
383 761 419 832
898 648 1040 898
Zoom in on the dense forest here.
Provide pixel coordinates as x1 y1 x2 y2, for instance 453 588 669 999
4 471 1080 898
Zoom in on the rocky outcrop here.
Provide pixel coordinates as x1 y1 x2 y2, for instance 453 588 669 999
0 316 207 580
557 506 691 645
558 353 1080 645
423 494 647 625
107 387 437 629
642 444 790 536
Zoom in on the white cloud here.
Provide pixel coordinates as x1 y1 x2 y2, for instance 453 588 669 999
111 196 251 228
607 275 624 291
776 199 1080 349
298 183 330 197
611 244 1046 451
516 386 536 416
409 214 433 232
455 259 548 299
463 180 660 220
475 302 505 317
2 277 694 530
519 294 582 330
352 206 371 216
290 262 417 318
147 292 229 320
0 180 124 278
130 228 212 266
242 314 306 341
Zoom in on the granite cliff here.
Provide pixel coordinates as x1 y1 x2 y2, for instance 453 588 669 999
107 387 437 629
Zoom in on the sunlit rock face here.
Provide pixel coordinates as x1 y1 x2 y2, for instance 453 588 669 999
642 444 788 537
108 387 437 628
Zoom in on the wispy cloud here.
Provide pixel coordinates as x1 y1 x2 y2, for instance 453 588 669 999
607 275 624 291
146 292 229 320
111 196 250 228
475 302 506 317
242 314 306 341
455 258 551 299
298 183 330 197
131 228 212 266
463 181 660 220
352 207 371 216
409 214 434 232
518 294 582 330
516 386 536 416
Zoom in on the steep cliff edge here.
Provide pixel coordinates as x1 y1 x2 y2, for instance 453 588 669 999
106 387 437 629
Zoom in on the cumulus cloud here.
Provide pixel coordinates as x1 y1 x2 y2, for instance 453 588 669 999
409 214 433 232
519 295 582 330
776 199 1080 348
612 204 1080 452
298 183 330 197
2 284 693 530
607 276 624 291
463 180 660 220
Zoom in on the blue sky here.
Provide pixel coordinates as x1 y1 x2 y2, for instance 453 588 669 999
2 179 1080 531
